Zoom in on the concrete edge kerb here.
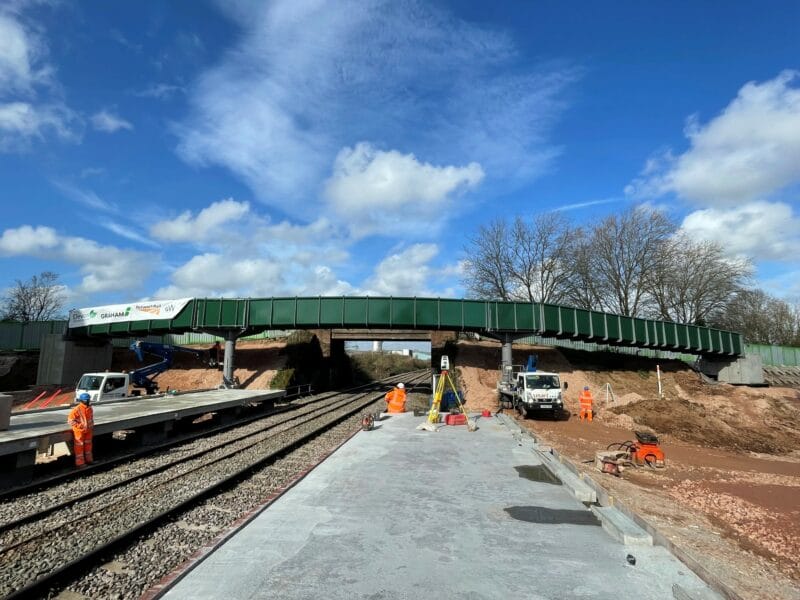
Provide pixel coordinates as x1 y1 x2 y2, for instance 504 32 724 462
496 412 742 600
546 444 743 600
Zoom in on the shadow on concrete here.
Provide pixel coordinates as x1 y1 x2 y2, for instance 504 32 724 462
504 505 600 526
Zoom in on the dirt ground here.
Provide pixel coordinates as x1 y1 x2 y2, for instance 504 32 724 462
9 340 287 410
112 339 287 392
456 340 800 600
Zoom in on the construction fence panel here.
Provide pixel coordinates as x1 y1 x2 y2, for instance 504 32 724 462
746 343 800 367
0 321 68 350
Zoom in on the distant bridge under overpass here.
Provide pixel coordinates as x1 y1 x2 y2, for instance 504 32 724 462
51 297 760 387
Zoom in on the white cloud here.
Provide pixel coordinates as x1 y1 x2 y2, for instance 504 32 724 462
90 110 133 133
176 0 576 215
627 71 800 206
0 225 59 254
0 12 49 94
0 101 78 149
301 266 356 296
324 142 483 236
0 8 80 150
0 225 155 293
153 214 354 298
155 253 284 298
681 201 800 261
150 199 250 242
363 244 440 296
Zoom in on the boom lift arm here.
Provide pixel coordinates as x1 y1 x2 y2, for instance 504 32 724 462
129 341 208 395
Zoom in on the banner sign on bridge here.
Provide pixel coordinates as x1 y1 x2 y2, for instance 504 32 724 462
68 298 193 328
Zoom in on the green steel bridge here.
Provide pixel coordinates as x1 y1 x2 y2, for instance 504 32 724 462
69 296 743 357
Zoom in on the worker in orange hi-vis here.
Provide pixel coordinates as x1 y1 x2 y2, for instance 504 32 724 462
385 382 407 413
578 386 594 422
68 393 95 467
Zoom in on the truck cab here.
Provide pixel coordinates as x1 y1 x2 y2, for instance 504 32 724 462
499 367 567 419
514 371 565 415
75 372 131 403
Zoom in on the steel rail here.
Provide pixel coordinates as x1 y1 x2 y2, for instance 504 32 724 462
0 371 425 500
0 370 428 533
1 372 429 600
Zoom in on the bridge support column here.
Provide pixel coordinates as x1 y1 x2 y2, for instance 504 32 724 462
501 334 513 371
500 334 515 385
329 338 350 387
313 329 332 358
223 332 240 388
37 334 112 386
697 354 764 385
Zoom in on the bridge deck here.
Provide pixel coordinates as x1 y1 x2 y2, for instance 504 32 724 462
68 297 743 356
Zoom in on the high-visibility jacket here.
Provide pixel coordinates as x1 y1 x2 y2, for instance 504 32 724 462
68 402 94 433
385 388 407 413
68 403 94 466
579 389 594 409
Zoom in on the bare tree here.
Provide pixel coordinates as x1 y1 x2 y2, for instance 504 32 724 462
2 271 66 322
462 214 574 303
568 206 675 316
648 235 752 324
712 290 800 345
509 213 572 304
562 230 607 311
462 219 514 300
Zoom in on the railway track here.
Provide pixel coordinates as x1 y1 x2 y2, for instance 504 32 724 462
0 374 422 500
0 371 429 599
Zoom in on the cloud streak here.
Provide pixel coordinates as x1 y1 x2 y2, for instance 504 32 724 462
0 6 80 150
91 110 133 133
176 0 577 221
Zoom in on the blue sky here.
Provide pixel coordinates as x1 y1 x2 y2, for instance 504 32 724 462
1 0 799 313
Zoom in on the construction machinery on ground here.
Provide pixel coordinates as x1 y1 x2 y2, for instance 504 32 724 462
497 355 567 419
74 341 211 402
596 431 667 475
612 431 666 467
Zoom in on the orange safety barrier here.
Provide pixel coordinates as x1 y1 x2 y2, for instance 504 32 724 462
39 388 63 409
23 390 48 410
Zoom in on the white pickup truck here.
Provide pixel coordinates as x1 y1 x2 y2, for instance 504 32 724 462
498 370 567 419
75 372 133 403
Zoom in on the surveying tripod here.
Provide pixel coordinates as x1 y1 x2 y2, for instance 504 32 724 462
427 368 468 425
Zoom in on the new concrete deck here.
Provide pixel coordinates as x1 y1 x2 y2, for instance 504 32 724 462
160 412 720 600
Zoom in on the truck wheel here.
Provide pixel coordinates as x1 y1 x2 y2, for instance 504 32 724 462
517 404 527 418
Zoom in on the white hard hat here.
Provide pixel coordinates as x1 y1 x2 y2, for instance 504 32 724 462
397 383 405 389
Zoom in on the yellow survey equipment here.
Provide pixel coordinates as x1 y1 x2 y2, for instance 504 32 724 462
427 367 475 432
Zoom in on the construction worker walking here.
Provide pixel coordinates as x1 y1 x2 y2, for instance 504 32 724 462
68 393 94 467
385 382 407 413
579 386 594 422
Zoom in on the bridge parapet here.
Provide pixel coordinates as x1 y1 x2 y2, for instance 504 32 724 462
67 296 743 357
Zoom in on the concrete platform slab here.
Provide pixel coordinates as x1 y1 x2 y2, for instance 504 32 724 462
160 413 721 600
0 389 284 457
